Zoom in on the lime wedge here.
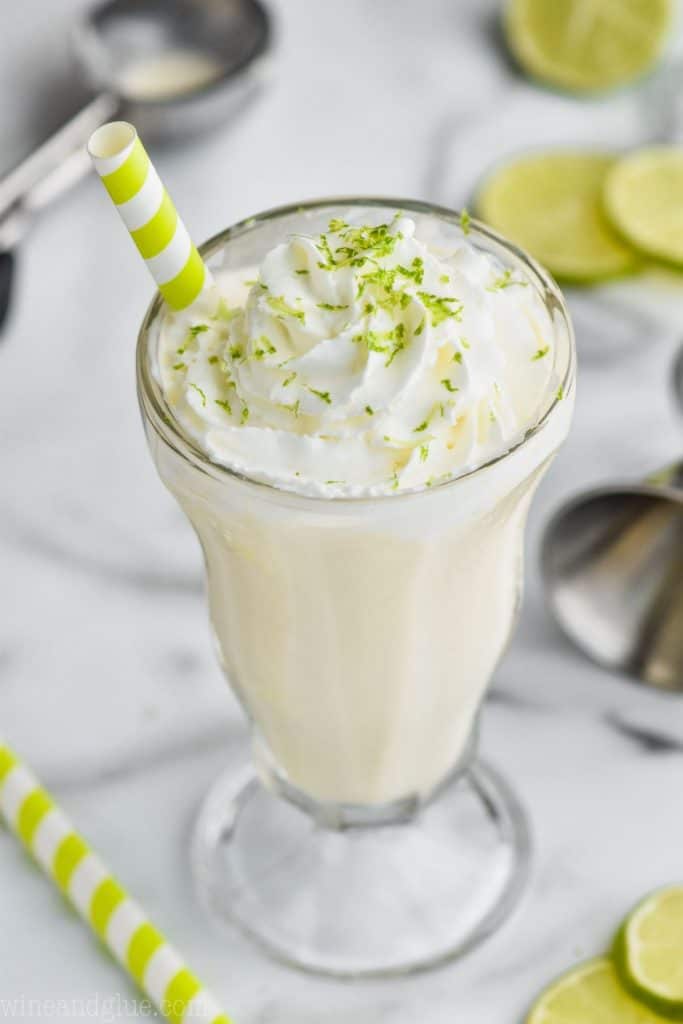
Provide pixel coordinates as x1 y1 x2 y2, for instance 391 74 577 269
476 151 639 283
504 0 672 94
527 957 672 1024
604 147 683 268
614 886 683 1018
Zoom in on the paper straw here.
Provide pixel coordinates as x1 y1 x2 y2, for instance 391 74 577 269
87 122 213 311
0 743 231 1024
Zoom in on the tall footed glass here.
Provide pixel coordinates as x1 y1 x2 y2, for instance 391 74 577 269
137 199 575 977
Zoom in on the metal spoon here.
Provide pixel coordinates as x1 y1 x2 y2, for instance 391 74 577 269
0 0 271 325
541 462 683 692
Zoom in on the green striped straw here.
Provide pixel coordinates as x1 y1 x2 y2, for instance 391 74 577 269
87 121 212 311
0 743 231 1024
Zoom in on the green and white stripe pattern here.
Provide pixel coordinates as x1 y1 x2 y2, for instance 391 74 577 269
0 744 230 1024
88 121 212 311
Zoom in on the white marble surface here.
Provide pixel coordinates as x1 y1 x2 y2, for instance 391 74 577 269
1 1 683 1019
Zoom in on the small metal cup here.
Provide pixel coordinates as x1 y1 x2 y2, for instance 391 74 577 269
0 0 271 249
541 462 683 691
0 0 271 329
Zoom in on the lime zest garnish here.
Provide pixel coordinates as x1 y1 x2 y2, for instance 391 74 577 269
488 268 528 291
419 443 430 462
295 268 310 275
173 362 187 371
317 302 349 312
414 401 445 433
452 350 463 363
307 387 332 404
357 264 396 297
417 291 464 326
460 209 471 235
384 328 406 367
267 295 306 324
189 383 207 407
282 371 297 387
215 398 232 415
356 264 412 314
316 234 338 270
556 385 565 400
396 257 424 285
317 221 401 271
532 346 550 360
441 379 459 393
489 269 512 290
240 405 250 424
208 355 219 365
189 324 209 337
365 405 374 416
426 471 452 488
380 288 411 313
213 297 240 323
253 335 277 360
353 323 406 367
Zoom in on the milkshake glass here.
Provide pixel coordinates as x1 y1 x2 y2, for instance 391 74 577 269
137 199 575 976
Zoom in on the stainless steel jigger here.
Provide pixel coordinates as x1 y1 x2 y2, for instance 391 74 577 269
541 463 683 691
0 0 271 252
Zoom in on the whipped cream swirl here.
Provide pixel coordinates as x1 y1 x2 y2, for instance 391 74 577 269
158 214 557 496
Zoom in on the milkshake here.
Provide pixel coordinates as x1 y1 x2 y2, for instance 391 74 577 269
137 199 575 974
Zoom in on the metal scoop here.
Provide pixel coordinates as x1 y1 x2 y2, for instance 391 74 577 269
0 0 271 323
541 461 683 692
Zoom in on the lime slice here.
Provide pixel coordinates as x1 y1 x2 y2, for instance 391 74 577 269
476 151 639 283
504 0 672 94
614 886 683 1018
604 147 683 268
527 957 672 1024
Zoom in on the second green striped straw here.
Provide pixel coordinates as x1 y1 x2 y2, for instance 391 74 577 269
0 742 230 1024
88 121 212 311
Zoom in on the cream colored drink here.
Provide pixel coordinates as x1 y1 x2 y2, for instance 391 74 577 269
142 204 573 805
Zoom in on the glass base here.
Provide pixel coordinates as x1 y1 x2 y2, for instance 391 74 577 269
191 761 531 978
